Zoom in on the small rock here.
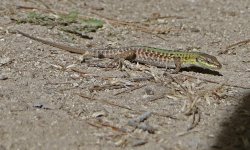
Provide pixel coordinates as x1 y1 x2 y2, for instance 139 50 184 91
0 57 11 66
0 74 8 80
145 87 155 95
92 110 107 118
33 102 53 110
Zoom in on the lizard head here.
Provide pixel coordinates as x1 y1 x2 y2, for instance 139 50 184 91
195 53 222 69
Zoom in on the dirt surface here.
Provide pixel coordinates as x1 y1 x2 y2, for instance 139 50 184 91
0 0 250 150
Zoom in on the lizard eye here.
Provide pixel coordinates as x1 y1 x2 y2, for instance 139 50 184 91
196 56 213 64
205 58 213 64
196 56 213 67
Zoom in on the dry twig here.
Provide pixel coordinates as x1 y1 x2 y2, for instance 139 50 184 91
114 84 146 96
76 93 176 119
220 39 250 54
90 11 170 41
179 73 250 89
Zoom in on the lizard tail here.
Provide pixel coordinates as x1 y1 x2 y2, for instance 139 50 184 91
15 30 89 55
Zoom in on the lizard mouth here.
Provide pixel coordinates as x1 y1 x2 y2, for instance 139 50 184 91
205 64 222 70
213 62 222 69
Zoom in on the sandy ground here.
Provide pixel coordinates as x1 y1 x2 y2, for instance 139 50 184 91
0 0 250 150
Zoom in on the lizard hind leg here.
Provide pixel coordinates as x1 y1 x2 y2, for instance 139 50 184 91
106 50 136 70
163 57 181 74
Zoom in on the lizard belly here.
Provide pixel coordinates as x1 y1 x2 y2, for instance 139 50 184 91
135 56 176 68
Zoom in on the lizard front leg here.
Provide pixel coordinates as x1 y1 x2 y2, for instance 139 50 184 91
172 57 181 74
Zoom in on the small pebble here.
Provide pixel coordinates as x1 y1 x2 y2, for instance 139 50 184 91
145 87 155 95
132 139 148 147
0 74 8 80
92 110 107 118
0 57 11 65
33 102 52 110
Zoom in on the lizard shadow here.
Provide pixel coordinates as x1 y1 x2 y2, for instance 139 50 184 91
180 66 222 76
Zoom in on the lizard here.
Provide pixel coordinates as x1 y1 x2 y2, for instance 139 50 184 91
15 30 222 73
